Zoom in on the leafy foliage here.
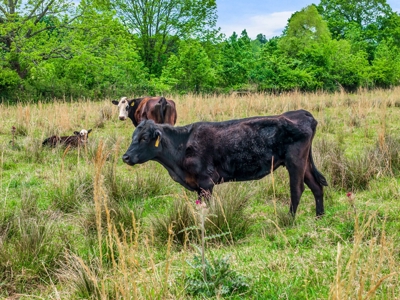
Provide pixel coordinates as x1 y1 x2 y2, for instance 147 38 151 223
317 0 400 60
1 1 400 100
159 39 217 93
185 254 250 297
217 30 255 90
109 0 217 75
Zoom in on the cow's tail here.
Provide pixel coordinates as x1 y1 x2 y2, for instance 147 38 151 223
309 148 328 186
158 97 167 123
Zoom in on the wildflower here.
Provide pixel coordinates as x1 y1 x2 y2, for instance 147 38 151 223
346 192 355 201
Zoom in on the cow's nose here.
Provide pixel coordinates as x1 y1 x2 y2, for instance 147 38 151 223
119 116 126 120
122 154 130 163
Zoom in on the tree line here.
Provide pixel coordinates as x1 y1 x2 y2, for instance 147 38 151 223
1 0 400 101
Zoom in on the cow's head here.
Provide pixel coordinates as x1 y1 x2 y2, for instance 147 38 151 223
122 120 162 166
112 97 133 121
74 129 92 144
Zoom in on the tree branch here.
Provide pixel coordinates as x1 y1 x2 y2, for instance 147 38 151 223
34 0 56 25
0 5 8 16
26 0 46 21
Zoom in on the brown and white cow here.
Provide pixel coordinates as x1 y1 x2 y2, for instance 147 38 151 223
42 129 92 147
112 96 177 127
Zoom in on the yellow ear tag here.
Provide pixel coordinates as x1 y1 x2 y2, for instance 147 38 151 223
155 136 160 147
131 102 135 106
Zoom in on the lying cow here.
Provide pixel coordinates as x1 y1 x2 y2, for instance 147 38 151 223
112 96 177 126
42 129 92 147
122 110 328 217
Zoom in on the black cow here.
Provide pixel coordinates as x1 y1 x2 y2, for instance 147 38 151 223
122 110 328 217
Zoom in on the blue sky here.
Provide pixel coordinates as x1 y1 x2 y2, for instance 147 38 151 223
216 0 400 39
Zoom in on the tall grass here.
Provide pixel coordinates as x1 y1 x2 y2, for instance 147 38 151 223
0 189 69 294
59 142 179 299
149 184 253 247
0 89 399 298
316 134 400 191
330 212 398 299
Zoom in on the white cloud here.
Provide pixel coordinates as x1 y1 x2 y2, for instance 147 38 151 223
218 11 294 39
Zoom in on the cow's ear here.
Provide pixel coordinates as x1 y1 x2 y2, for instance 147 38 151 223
154 130 162 147
112 100 119 105
74 131 79 135
88 129 92 134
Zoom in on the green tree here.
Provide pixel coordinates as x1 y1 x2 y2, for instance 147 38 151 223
0 0 78 80
274 5 332 91
279 5 331 57
251 51 315 92
370 41 400 87
109 0 217 76
159 39 216 93
317 0 399 58
218 30 256 90
28 8 148 98
255 34 267 44
252 5 371 92
326 39 370 91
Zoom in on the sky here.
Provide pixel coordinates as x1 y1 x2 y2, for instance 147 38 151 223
216 0 400 39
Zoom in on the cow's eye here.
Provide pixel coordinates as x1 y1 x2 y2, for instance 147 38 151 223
140 136 147 142
125 106 129 111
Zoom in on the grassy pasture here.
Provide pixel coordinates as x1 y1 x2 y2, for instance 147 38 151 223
0 89 400 299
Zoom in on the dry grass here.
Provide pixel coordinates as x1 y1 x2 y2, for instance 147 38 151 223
1 87 398 136
330 212 398 299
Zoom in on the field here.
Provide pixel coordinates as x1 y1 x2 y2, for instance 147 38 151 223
1 89 400 299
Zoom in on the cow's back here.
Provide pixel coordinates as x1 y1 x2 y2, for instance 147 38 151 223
61 135 79 147
134 97 177 126
134 97 155 124
183 113 316 181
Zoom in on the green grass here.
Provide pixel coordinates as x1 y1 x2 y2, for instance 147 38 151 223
0 91 400 298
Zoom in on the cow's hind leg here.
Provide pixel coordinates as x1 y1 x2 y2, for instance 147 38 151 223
164 103 175 125
286 163 306 217
304 165 325 217
153 103 164 123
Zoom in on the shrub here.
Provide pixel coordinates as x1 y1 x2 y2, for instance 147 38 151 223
150 185 253 246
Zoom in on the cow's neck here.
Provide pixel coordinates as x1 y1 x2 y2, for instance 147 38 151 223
153 126 194 189
128 105 138 126
128 98 143 126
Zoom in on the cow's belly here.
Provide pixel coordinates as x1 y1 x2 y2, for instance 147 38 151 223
218 155 283 182
234 164 271 181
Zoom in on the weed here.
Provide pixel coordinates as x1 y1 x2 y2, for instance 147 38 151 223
184 200 250 298
185 253 250 297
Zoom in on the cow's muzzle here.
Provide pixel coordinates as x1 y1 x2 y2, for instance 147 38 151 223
119 116 126 120
122 154 135 165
